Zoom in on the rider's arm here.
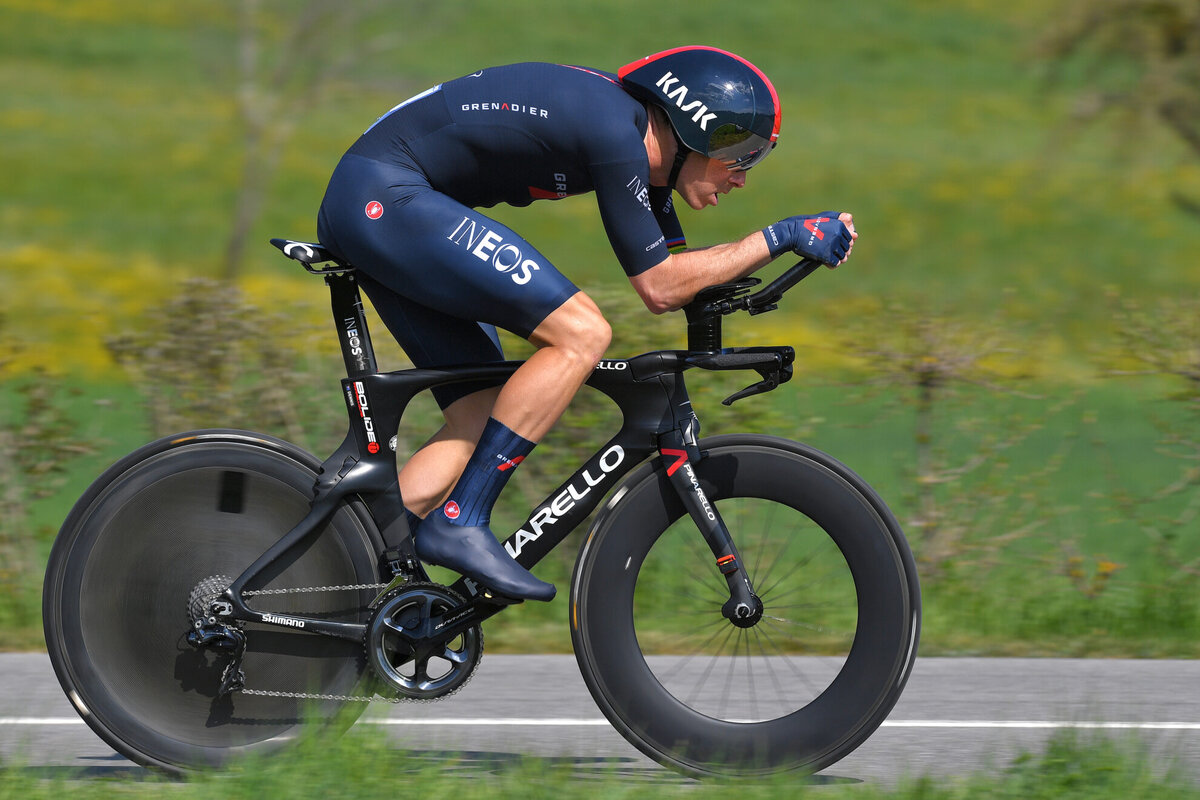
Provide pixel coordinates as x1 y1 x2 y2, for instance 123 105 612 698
630 212 858 314
628 233 773 314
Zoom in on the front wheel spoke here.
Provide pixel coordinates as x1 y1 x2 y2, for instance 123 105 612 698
675 526 719 570
750 519 826 596
655 620 735 684
660 607 727 620
750 626 790 711
758 578 844 604
745 532 794 599
754 623 830 697
745 502 780 580
758 594 844 614
676 585 727 608
762 614 836 635
739 628 761 721
717 628 747 720
756 557 836 604
757 561 839 600
683 624 739 707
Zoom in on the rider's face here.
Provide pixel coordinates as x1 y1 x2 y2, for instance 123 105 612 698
675 154 747 211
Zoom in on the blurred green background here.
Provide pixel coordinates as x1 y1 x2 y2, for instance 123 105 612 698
2 0 1198 654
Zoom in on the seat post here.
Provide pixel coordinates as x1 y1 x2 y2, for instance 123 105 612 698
326 272 378 378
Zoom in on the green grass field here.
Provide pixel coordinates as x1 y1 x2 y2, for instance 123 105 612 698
3 0 1198 662
2 725 1196 799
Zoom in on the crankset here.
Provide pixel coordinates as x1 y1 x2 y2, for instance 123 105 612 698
366 582 483 700
183 575 483 702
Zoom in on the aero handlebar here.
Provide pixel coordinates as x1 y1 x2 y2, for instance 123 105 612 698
744 258 823 315
682 258 825 352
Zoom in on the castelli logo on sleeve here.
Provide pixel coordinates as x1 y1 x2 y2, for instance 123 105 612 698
365 201 384 220
444 501 461 519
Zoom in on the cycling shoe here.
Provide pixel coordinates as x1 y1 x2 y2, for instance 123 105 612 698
414 513 556 602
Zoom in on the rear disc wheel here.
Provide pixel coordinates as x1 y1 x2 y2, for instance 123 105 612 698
43 432 382 772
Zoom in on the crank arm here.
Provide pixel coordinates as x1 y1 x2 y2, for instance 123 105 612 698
383 598 490 652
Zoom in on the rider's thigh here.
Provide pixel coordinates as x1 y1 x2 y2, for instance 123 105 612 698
317 155 586 408
358 273 506 410
318 155 580 339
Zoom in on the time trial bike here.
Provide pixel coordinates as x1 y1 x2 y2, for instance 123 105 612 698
42 239 921 778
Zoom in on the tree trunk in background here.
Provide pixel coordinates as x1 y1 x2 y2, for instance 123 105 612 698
218 0 409 280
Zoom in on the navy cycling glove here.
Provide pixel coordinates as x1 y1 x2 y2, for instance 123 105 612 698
762 212 852 265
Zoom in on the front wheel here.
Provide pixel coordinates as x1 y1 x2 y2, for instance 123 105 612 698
570 435 920 777
42 430 383 773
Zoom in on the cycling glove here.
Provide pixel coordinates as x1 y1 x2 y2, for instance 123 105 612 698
762 213 852 265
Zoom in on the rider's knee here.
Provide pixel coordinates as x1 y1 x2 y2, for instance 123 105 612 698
564 307 611 370
535 294 612 367
577 311 612 365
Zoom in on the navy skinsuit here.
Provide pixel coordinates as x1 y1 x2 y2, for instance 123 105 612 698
317 62 685 408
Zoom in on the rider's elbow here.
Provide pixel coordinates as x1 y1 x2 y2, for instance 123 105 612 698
641 293 675 315
630 271 679 315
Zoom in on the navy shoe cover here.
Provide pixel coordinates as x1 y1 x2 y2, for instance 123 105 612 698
414 513 556 602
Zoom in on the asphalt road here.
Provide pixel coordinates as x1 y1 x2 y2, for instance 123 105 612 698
3 653 1199 786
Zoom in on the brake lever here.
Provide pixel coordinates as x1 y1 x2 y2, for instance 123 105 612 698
721 361 795 405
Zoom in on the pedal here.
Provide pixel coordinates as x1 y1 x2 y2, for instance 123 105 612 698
478 588 525 607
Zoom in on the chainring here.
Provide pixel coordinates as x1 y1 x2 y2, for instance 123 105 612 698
366 582 483 700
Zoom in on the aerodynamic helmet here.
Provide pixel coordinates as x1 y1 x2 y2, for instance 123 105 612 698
619 45 781 172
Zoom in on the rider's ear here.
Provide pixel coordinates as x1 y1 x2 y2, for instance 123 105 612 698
645 105 673 147
646 103 670 132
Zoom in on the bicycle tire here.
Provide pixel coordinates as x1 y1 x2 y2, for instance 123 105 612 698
43 430 383 773
570 434 920 777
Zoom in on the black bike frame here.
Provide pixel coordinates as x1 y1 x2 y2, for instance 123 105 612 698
222 268 796 646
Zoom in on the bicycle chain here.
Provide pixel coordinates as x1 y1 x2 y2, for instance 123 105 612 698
242 583 390 596
234 582 473 704
242 688 410 703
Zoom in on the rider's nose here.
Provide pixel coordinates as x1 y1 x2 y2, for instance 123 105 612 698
729 171 747 189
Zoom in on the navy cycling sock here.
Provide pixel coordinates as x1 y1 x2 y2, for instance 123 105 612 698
439 417 535 528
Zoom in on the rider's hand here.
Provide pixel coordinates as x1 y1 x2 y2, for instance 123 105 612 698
762 212 857 267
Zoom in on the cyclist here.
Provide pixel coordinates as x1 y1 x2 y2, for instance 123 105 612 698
316 46 857 602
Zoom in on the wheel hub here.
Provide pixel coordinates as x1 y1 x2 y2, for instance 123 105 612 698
722 593 765 629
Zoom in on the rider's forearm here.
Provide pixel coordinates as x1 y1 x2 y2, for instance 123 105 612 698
629 231 774 314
